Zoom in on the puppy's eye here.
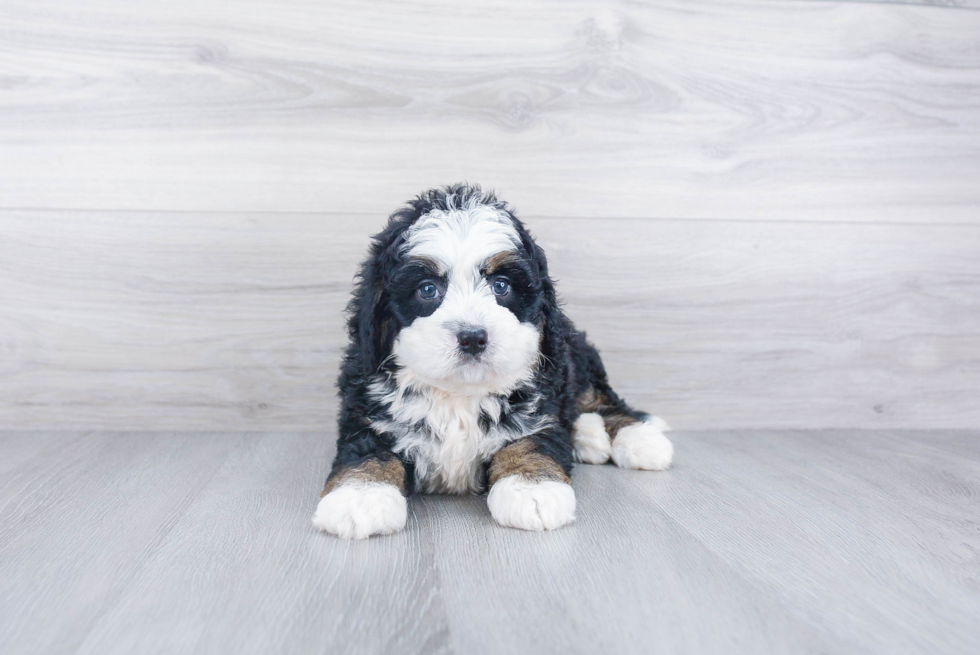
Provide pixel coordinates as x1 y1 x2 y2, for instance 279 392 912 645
491 277 510 297
417 282 440 300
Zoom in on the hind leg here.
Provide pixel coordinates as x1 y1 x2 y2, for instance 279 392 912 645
576 386 674 471
569 330 674 471
574 399 674 470
609 415 673 471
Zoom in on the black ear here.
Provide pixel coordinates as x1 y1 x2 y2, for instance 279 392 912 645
347 228 404 375
528 240 570 364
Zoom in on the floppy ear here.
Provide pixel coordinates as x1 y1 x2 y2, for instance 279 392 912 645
347 232 403 374
528 241 570 365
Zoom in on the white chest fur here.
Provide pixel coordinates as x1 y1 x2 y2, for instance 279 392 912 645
368 375 534 494
405 391 501 494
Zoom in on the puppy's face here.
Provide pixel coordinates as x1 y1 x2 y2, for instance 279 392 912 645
387 204 542 394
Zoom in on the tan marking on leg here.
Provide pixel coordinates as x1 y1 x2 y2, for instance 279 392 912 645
576 386 639 440
488 439 570 486
575 386 606 413
603 413 639 439
321 458 406 497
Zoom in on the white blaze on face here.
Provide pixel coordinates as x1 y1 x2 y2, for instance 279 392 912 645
392 202 541 395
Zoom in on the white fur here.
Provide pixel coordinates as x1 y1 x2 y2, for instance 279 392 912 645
395 202 540 395
370 371 551 494
611 417 674 471
487 475 576 531
372 200 547 493
402 198 521 278
312 482 407 539
572 412 612 464
392 291 540 394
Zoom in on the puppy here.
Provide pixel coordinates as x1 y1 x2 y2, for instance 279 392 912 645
313 184 672 539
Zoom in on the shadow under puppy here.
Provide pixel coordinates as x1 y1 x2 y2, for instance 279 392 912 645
313 184 673 539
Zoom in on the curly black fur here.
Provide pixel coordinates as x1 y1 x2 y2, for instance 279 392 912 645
326 183 643 494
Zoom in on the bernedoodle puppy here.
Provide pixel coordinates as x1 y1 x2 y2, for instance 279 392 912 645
313 183 673 538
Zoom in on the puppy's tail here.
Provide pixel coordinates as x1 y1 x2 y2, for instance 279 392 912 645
569 331 673 470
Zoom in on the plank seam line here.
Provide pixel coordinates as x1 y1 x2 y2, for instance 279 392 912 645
1 207 978 229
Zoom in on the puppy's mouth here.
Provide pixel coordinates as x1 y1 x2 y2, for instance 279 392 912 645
451 345 499 379
456 351 487 365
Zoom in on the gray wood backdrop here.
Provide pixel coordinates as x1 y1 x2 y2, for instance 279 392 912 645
1 0 978 431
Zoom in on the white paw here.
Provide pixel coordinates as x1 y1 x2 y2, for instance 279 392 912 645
312 482 407 539
572 412 612 464
611 418 674 471
487 475 576 531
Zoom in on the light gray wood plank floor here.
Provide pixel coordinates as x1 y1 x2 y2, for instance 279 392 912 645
1 429 977 654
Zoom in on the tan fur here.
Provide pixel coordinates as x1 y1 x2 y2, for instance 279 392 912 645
407 255 440 274
483 250 521 274
575 386 639 439
576 386 606 413
488 439 570 486
602 413 639 439
321 458 407 497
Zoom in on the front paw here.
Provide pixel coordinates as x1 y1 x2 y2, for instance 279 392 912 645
487 475 576 531
312 483 407 539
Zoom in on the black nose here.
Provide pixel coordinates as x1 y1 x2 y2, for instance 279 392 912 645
457 328 488 356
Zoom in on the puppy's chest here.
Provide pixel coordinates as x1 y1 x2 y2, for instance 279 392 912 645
373 385 527 494
412 397 503 494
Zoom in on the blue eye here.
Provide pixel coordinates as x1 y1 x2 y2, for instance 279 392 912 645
418 282 439 300
491 277 510 297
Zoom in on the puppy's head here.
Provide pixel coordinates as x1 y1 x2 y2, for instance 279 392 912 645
350 184 559 394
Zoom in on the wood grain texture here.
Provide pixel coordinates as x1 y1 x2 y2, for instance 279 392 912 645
0 432 241 654
0 211 358 431
1 429 978 654
72 433 453 655
823 1 980 7
416 480 834 654
0 0 978 221
650 430 980 654
0 431 453 655
1 210 977 430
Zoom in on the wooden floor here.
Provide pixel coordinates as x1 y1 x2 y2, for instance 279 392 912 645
1 429 977 655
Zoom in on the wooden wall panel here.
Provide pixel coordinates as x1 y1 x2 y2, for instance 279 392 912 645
0 0 978 221
1 211 976 430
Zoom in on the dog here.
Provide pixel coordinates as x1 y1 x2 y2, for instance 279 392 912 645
312 183 673 538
